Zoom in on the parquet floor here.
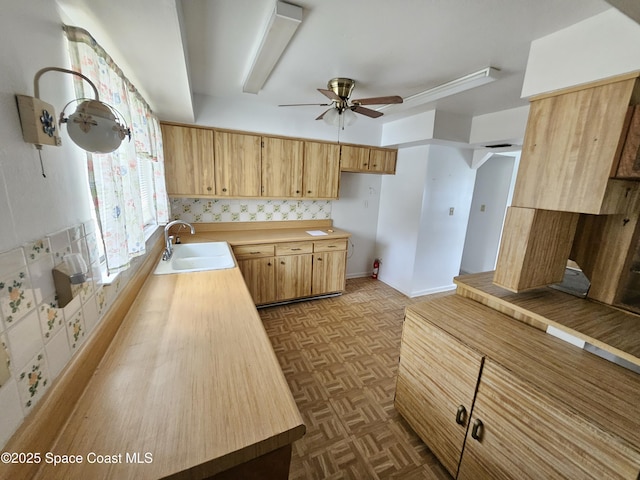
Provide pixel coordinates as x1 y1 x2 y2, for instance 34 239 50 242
259 277 453 480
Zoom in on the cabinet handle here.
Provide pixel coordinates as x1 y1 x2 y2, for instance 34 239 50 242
455 405 467 426
250 251 261 255
291 248 302 251
471 419 484 441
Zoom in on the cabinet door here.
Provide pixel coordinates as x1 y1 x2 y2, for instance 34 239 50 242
276 254 312 301
312 251 346 295
512 77 638 214
161 124 215 195
395 312 484 477
369 148 397 174
340 145 370 171
458 360 640 480
214 131 261 196
303 142 341 198
237 257 276 305
262 137 304 197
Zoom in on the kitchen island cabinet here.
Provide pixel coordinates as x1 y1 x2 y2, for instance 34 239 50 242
396 293 640 479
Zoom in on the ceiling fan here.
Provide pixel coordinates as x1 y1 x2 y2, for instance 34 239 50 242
279 77 403 127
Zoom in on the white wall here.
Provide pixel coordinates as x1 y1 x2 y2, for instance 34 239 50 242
522 8 640 97
0 2 92 252
460 154 517 274
331 173 382 278
412 146 475 295
375 145 475 296
375 146 429 295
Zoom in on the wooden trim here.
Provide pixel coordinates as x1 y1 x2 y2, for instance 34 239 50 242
528 71 640 101
0 230 165 480
192 220 333 232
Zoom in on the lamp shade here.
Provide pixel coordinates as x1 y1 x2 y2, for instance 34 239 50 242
66 100 128 153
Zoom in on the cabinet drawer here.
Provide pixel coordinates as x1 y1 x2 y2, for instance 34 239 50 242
275 242 313 255
232 243 275 259
313 239 348 252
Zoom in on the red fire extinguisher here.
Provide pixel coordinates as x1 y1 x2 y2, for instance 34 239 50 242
372 258 380 279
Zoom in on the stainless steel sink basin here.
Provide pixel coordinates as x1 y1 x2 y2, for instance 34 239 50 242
154 242 235 275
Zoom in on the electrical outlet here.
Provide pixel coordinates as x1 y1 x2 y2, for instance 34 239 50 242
449 207 454 216
480 204 486 212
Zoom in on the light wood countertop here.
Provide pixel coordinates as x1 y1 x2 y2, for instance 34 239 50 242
454 271 640 368
35 263 305 479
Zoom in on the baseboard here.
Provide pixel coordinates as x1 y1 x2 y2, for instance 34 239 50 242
409 284 457 298
346 272 372 279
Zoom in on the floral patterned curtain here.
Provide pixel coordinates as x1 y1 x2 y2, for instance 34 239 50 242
64 26 169 274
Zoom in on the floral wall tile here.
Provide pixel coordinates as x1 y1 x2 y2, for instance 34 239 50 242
48 230 71 265
67 225 84 243
0 378 24 448
85 232 100 265
16 351 49 412
79 278 95 305
5 310 43 373
0 270 36 326
0 248 26 279
169 198 332 223
24 238 51 264
38 297 64 343
27 253 55 305
71 238 90 269
0 334 10 387
44 327 70 381
65 307 85 351
82 294 99 333
95 286 106 317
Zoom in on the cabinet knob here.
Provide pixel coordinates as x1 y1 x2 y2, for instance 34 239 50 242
207 186 212 191
317 257 322 261
222 187 227 192
470 419 484 441
455 405 467 426
267 262 272 266
307 190 312 194
296 190 300 194
280 261 285 265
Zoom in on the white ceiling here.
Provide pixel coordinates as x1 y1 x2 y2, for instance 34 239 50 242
58 0 613 125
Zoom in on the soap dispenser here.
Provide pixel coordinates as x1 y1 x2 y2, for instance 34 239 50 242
52 253 88 308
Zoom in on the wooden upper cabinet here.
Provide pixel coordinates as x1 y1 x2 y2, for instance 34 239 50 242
262 137 304 197
161 124 215 196
214 130 262 197
458 360 640 480
512 74 640 214
368 148 397 173
340 145 370 171
340 145 397 174
303 141 341 198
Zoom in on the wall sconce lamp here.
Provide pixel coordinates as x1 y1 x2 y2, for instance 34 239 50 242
16 67 131 157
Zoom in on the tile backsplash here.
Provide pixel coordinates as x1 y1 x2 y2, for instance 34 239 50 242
170 197 332 223
0 220 122 448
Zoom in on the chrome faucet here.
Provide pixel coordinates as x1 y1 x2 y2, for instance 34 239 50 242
162 220 195 261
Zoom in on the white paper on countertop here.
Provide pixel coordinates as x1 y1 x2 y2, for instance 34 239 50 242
306 230 329 236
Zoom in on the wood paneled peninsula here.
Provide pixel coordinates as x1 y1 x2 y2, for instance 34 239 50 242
6 223 349 479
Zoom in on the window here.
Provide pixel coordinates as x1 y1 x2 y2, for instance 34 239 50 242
65 26 169 275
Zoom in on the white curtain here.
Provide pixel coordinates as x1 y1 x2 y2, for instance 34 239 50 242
64 26 169 274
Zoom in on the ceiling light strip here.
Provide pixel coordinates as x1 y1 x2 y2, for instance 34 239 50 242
378 67 500 112
242 1 302 94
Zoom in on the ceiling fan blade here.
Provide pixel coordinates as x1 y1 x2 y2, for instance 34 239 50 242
352 95 403 105
316 108 332 120
352 105 383 118
279 103 332 107
318 88 341 101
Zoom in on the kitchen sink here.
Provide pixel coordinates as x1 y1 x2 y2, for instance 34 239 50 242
154 242 235 275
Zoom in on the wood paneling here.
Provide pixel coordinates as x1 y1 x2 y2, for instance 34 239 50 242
369 148 397 173
340 145 370 171
494 207 579 291
395 311 484 477
276 253 312 300
238 256 277 305
312 251 347 295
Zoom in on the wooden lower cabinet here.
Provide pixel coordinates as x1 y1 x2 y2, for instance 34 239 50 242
396 295 640 480
395 312 483 477
237 257 276 305
234 238 348 305
276 253 312 301
458 360 640 480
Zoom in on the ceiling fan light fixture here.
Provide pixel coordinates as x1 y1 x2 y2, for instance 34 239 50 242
323 107 357 128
